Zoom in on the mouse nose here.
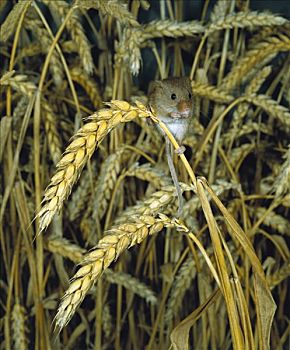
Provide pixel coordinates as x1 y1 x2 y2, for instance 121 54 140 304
177 100 191 113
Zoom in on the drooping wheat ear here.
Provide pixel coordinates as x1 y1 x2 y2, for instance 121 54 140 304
38 100 153 232
282 64 290 105
227 66 272 141
207 11 287 35
104 269 157 304
24 17 64 87
70 67 102 108
207 0 230 46
91 147 129 221
244 94 290 127
272 145 290 197
68 160 97 222
11 303 29 350
1 73 36 97
117 20 204 75
165 255 197 328
11 97 29 142
77 0 139 27
251 207 288 235
45 237 157 304
191 81 234 104
0 0 32 42
44 0 93 75
141 20 204 40
221 34 290 92
126 163 172 189
54 214 176 330
42 100 62 165
114 184 193 226
267 260 290 290
102 303 113 339
225 144 256 173
222 122 271 145
45 237 86 264
210 0 230 23
183 180 241 218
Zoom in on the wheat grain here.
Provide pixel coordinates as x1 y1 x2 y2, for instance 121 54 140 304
272 145 290 197
38 101 153 232
207 11 287 35
46 237 86 263
228 66 272 142
67 160 97 222
165 255 197 328
221 34 290 92
251 207 289 235
245 94 290 127
24 16 64 87
104 269 157 304
42 100 62 165
11 303 29 350
1 74 36 97
91 147 129 220
0 0 32 42
70 67 102 108
118 20 204 74
102 303 113 339
114 184 192 226
126 163 172 189
191 81 234 104
77 0 139 26
44 0 93 75
54 214 175 330
267 260 290 289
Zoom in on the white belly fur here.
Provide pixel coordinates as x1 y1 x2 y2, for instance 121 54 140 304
158 117 188 143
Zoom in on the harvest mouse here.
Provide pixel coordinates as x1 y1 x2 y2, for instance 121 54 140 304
148 77 193 216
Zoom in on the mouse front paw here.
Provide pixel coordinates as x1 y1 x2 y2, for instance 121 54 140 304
174 146 186 155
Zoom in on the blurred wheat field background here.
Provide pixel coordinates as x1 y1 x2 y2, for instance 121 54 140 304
0 0 290 349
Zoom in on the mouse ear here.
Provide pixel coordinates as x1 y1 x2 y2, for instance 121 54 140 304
148 80 163 95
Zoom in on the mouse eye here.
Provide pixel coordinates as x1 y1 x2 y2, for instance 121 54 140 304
171 93 177 100
188 93 192 99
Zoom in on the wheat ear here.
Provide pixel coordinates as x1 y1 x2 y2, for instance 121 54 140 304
54 214 176 330
38 101 152 232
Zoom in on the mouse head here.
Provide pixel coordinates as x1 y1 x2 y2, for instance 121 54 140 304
148 77 193 119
